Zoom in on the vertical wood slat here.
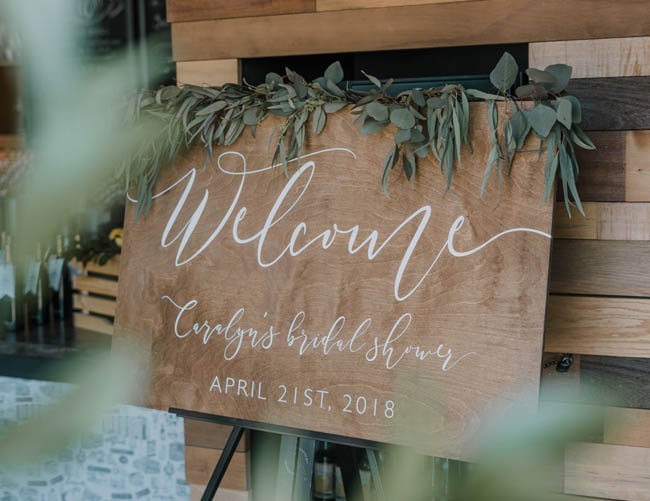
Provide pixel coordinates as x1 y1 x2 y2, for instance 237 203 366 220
176 59 241 86
166 0 315 23
565 442 650 500
530 37 650 78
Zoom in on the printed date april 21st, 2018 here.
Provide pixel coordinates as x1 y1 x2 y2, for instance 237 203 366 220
209 375 396 420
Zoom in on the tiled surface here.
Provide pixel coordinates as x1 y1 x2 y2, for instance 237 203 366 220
0 376 190 500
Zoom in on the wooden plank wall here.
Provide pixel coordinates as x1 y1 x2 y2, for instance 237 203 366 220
185 418 251 500
533 36 650 501
165 3 650 499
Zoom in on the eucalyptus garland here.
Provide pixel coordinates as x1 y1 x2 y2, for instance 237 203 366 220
122 52 594 220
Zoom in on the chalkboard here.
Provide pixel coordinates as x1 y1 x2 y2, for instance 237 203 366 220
114 105 554 461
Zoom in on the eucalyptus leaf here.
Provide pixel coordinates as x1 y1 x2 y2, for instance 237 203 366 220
509 110 531 149
324 61 344 84
312 106 326 134
465 89 504 101
545 63 572 93
564 95 582 123
490 51 518 93
526 104 557 138
362 70 382 89
555 97 572 129
361 118 388 135
323 101 347 114
390 108 416 129
265 72 283 87
526 68 557 84
366 101 389 122
195 100 228 115
395 128 411 144
411 89 426 107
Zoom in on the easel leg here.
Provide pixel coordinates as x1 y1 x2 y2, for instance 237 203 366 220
201 425 245 501
366 449 385 501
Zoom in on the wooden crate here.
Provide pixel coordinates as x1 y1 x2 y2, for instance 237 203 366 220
72 257 119 335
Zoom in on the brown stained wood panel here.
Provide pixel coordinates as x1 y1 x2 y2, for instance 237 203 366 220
626 131 650 202
184 418 249 451
189 485 250 501
114 106 554 461
170 0 650 61
176 60 241 87
545 296 650 358
573 131 626 201
550 240 650 297
556 131 625 202
565 442 650 500
553 202 650 240
605 408 650 448
316 0 475 11
166 0 315 23
72 275 119 297
581 356 650 410
185 446 249 490
73 312 114 335
529 37 650 78
567 77 650 131
73 294 117 317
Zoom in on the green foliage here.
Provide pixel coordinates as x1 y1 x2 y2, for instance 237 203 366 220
125 53 595 218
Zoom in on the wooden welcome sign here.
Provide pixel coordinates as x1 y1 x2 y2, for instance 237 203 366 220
114 106 554 461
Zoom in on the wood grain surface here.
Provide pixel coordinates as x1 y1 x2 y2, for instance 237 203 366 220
550 240 650 297
553 202 650 240
567 77 650 131
113 106 554 461
177 60 241 87
626 131 650 202
565 442 650 500
185 446 249 489
565 131 626 202
316 0 476 11
170 1 650 61
605 407 650 448
184 418 249 451
545 296 650 358
167 0 315 23
581 356 650 410
530 38 650 79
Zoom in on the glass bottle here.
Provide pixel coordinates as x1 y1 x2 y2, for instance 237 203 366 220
313 442 337 501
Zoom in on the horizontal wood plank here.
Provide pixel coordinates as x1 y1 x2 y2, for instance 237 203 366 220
605 407 650 448
545 296 650 358
184 418 249 451
73 312 114 335
72 275 119 297
565 442 650 500
316 0 475 11
553 202 650 240
72 258 120 277
626 130 650 202
177 59 241 87
566 131 626 202
530 37 650 78
190 485 250 501
567 77 650 131
167 0 315 23
185 446 249 490
171 0 650 61
0 134 25 149
73 293 117 317
550 240 650 297
581 356 650 410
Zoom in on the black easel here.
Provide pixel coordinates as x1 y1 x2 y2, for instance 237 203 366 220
171 408 386 501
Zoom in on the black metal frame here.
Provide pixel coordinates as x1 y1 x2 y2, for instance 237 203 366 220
170 407 386 500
